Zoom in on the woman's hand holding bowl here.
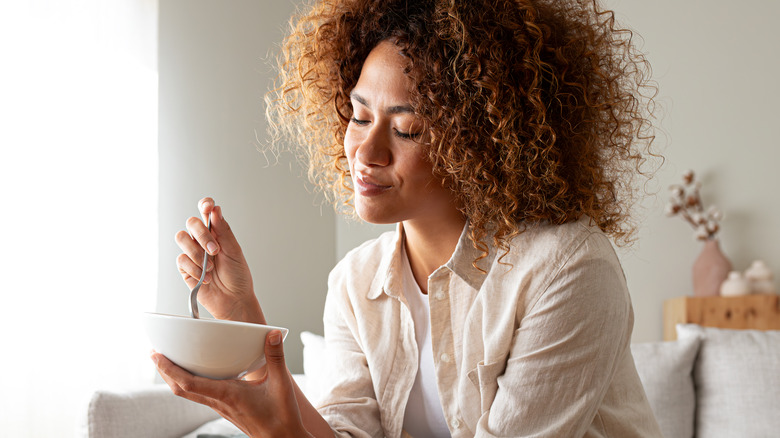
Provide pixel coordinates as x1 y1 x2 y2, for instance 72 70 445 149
152 330 314 438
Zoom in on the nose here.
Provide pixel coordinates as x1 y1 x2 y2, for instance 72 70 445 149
354 124 391 167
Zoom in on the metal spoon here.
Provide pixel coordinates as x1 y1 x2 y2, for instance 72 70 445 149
189 216 211 319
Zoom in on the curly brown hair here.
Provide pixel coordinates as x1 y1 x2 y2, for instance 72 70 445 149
266 0 658 258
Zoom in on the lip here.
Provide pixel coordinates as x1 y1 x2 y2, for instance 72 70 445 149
355 172 391 197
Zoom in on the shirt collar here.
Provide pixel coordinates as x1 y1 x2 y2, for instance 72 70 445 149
444 222 496 290
366 222 495 300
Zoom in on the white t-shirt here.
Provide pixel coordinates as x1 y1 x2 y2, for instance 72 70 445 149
401 244 451 438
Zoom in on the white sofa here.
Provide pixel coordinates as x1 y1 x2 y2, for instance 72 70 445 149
81 325 780 438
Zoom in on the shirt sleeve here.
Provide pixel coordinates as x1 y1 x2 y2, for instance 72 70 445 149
476 234 633 437
316 270 385 438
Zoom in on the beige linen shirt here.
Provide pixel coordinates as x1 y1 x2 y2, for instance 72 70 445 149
317 218 662 438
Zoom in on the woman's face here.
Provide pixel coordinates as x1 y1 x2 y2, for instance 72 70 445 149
345 40 459 226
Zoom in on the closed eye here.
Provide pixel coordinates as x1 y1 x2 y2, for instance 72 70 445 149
394 129 421 140
350 117 370 126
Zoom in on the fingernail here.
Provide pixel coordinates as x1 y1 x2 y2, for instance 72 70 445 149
207 241 218 254
269 331 281 346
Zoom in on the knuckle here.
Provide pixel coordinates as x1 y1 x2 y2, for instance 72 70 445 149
176 253 189 265
171 385 186 397
174 230 191 243
179 380 195 393
186 216 202 230
268 352 285 365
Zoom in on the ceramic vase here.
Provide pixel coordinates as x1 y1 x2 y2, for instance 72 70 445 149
692 239 732 297
720 271 751 296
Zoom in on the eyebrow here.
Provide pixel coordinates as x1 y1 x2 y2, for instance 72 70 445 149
350 91 414 115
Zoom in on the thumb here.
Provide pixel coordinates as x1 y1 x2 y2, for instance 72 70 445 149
264 330 287 376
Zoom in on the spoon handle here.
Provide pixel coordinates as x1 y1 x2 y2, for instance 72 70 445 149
189 216 212 319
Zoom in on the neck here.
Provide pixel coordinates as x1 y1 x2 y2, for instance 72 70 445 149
403 213 467 294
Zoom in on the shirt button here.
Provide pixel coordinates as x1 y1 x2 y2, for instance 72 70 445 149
440 353 451 363
451 418 461 429
434 291 445 300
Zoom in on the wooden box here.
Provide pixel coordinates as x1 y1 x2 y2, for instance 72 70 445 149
663 294 780 340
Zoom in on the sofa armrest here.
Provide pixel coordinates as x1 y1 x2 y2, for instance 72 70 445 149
80 385 220 438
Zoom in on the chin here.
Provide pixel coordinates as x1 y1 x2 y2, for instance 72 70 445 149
357 213 398 225
355 204 399 225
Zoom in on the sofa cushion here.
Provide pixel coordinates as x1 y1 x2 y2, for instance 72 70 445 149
301 331 326 404
631 336 700 438
676 324 780 438
81 385 220 438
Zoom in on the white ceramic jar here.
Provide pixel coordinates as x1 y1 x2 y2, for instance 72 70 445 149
720 271 751 296
745 260 777 294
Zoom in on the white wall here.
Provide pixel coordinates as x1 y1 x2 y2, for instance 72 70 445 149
157 0 334 373
159 0 780 370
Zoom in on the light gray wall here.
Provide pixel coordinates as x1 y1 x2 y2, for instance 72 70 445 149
157 0 334 373
159 0 780 369
607 0 780 342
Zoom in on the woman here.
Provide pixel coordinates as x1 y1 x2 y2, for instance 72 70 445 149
152 0 663 437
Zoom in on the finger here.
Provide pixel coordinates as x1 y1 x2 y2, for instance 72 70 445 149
176 253 212 288
152 353 232 407
176 253 198 288
175 230 214 272
264 330 288 380
186 216 220 256
198 197 215 224
151 353 220 407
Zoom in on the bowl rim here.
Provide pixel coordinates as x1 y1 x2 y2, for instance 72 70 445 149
144 311 288 334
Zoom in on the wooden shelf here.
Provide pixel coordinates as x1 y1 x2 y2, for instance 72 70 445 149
663 294 780 340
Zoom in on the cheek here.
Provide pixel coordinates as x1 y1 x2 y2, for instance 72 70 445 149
405 155 450 198
403 151 436 184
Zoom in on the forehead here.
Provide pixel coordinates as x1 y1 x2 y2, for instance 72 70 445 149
352 40 414 104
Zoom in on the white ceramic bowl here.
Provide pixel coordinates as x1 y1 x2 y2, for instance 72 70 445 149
143 312 288 380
